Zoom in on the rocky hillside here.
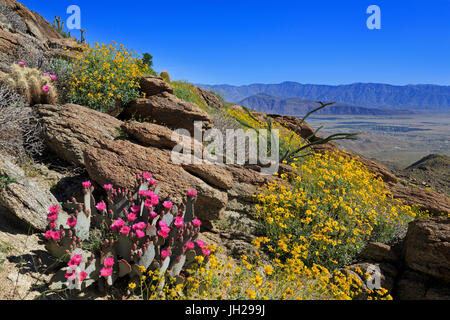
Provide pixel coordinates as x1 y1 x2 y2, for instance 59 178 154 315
0 0 449 300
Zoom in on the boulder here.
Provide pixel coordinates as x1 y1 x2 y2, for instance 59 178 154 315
83 139 228 223
0 153 61 231
358 242 400 266
124 92 213 135
196 87 223 109
404 217 450 283
139 75 174 96
395 269 450 300
390 184 450 216
34 104 122 166
182 162 233 191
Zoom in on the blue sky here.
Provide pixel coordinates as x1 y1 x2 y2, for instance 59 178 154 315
21 0 450 86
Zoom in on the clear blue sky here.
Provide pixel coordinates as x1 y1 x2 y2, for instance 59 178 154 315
21 0 450 86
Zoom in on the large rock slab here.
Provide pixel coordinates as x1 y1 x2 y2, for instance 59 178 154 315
83 139 228 223
35 104 122 166
139 75 174 96
390 184 450 216
404 217 450 283
0 153 60 231
124 92 213 135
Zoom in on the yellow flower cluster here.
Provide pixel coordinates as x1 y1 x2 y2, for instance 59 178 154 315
68 42 149 113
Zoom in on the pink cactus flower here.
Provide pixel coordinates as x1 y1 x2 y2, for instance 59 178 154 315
48 221 56 229
150 211 157 219
136 173 141 180
163 201 173 210
68 254 83 267
47 212 58 221
120 225 131 235
149 179 156 185
130 205 140 214
82 181 92 189
127 213 137 222
202 247 211 256
44 230 53 240
158 227 170 239
42 85 50 93
48 205 60 214
187 190 197 197
79 271 88 282
51 231 61 241
161 250 170 259
174 216 184 228
100 267 112 278
65 270 75 280
110 218 126 232
66 217 77 228
43 72 50 77
18 61 25 67
196 240 206 248
96 202 107 211
135 229 145 239
103 257 115 268
185 241 195 250
50 74 57 81
132 222 146 231
159 221 168 229
192 219 202 227
103 184 113 190
142 172 151 181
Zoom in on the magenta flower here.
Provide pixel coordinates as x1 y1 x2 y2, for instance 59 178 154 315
202 247 211 256
110 218 126 232
50 74 57 81
51 231 61 241
47 212 58 221
79 271 88 282
143 172 151 181
18 61 25 67
163 201 173 210
159 221 168 229
161 250 170 259
149 179 156 185
103 184 113 190
66 217 77 228
42 85 50 93
187 190 197 197
68 254 83 267
48 205 60 214
43 72 50 77
135 229 145 239
174 216 184 228
82 181 92 189
185 241 195 250
65 270 75 280
48 221 56 229
96 202 107 211
120 226 131 235
100 267 112 278
150 193 159 205
150 211 157 219
157 227 170 239
192 219 202 227
132 222 146 231
130 205 140 214
196 240 206 248
44 230 52 240
104 257 115 268
127 213 137 222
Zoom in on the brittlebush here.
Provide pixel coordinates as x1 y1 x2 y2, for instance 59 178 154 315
68 42 149 113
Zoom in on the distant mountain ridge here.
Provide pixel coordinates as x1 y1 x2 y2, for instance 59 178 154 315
239 94 413 116
198 82 450 111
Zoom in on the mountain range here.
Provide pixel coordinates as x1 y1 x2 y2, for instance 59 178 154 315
198 82 450 112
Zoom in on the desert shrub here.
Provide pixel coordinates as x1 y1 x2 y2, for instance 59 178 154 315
171 80 209 111
48 58 74 103
0 84 44 158
255 151 417 270
43 173 210 296
67 42 150 113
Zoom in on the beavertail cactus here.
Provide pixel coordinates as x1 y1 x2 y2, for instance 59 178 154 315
44 172 209 294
